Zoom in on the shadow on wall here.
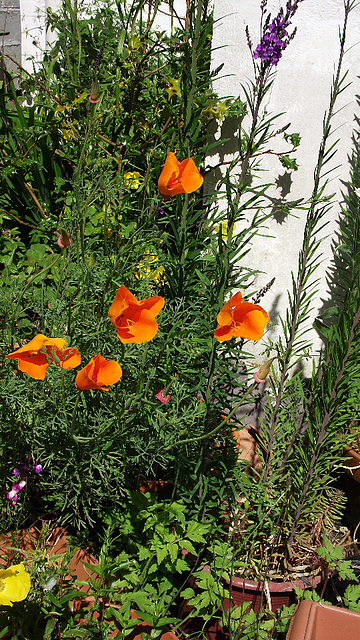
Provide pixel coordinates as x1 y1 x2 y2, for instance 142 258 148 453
316 97 360 340
205 111 303 229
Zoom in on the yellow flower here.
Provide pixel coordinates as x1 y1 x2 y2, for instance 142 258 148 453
124 171 142 190
135 250 165 283
61 121 79 141
215 219 237 239
164 77 181 98
0 563 31 607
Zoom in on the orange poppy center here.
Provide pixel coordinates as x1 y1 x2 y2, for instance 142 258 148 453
167 171 181 190
117 316 135 328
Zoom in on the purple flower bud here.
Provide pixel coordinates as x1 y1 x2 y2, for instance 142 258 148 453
12 480 26 493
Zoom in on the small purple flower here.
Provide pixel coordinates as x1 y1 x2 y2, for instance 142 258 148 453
7 456 42 506
8 489 17 501
253 0 303 67
253 16 290 66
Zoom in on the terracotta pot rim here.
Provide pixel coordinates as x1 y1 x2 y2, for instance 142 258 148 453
343 444 360 457
201 563 322 592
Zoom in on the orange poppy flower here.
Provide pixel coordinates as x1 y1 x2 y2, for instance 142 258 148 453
75 354 122 391
214 292 269 342
6 334 81 380
158 152 203 197
108 286 165 344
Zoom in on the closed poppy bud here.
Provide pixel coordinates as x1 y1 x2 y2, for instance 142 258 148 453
89 78 100 104
75 354 122 391
215 292 269 342
57 229 71 249
253 356 278 383
158 152 203 197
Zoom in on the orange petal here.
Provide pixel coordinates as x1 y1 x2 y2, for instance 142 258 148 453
158 152 180 196
61 348 82 369
216 306 234 327
108 286 138 324
140 296 165 317
76 355 122 391
214 323 234 342
6 334 49 359
18 360 49 380
178 158 203 194
75 367 96 391
117 309 159 344
233 307 269 341
94 355 122 387
229 292 244 307
216 292 244 326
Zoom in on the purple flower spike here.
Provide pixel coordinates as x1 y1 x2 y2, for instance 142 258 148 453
253 0 303 67
253 16 290 66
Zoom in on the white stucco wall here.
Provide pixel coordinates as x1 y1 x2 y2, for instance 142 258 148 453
20 0 59 71
211 0 360 366
19 0 186 71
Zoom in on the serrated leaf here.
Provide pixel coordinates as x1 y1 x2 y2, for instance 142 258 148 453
181 587 195 599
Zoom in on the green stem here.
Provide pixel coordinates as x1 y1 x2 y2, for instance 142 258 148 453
59 367 70 430
10 254 62 342
73 104 97 261
159 382 256 453
70 392 83 439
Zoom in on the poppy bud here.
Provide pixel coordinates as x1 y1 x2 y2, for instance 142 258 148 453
89 78 101 104
253 356 278 383
57 229 71 249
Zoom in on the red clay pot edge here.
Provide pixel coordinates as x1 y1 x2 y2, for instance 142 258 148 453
201 563 322 592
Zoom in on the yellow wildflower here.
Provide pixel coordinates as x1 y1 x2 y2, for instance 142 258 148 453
135 250 165 283
215 219 237 239
0 563 31 607
164 77 181 98
61 121 79 141
124 171 142 190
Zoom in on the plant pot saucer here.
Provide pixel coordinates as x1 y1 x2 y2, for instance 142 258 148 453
287 599 360 639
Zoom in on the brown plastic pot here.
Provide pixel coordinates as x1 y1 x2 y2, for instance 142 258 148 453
286 599 360 640
180 565 322 640
343 444 360 483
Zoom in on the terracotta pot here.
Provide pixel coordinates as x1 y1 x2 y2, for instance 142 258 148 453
0 526 98 592
137 479 174 499
180 565 322 640
286 599 360 640
343 444 360 483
